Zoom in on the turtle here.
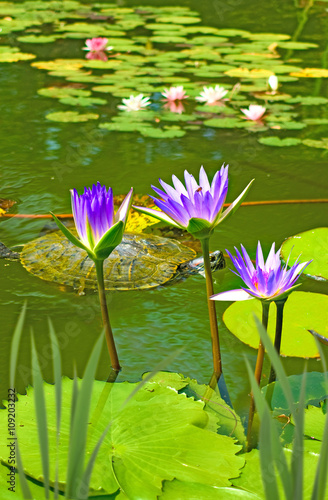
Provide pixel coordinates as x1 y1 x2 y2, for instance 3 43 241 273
0 230 225 291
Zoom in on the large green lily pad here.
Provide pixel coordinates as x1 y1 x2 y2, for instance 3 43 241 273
232 448 328 499
280 228 328 281
223 292 328 358
160 480 262 499
0 378 244 499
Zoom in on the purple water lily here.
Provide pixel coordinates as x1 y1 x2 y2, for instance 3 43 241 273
211 241 311 302
133 165 253 239
52 182 133 261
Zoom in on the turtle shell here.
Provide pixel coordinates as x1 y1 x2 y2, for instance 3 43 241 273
20 230 196 291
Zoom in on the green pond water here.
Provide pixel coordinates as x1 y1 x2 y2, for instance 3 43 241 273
0 0 328 417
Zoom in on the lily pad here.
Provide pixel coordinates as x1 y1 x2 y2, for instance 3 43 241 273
290 68 328 78
262 372 328 412
46 111 99 122
38 87 91 98
232 448 328 500
155 16 201 24
0 379 244 499
140 126 186 138
225 68 273 78
280 228 328 281
304 404 327 441
258 137 301 147
0 50 36 62
204 118 246 129
58 96 107 106
286 96 328 105
160 480 262 499
302 138 328 149
223 292 328 358
17 34 59 43
278 41 318 50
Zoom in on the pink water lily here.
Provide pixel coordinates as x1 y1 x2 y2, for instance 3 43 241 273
196 85 228 105
83 37 113 53
163 100 185 114
86 50 108 61
162 86 188 102
241 104 266 121
211 242 311 303
133 165 254 240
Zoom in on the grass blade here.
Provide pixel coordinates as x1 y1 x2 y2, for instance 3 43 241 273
246 353 292 499
48 319 62 500
311 338 328 500
31 332 50 499
291 369 306 500
65 332 104 499
9 302 27 389
311 406 328 500
259 410 281 500
253 315 295 417
8 303 32 499
246 359 282 500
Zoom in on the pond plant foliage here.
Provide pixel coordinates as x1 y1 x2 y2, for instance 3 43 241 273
1 303 328 499
0 1 328 499
0 1 328 146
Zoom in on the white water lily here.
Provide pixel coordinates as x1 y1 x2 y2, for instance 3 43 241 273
118 94 151 112
268 75 279 92
195 85 228 105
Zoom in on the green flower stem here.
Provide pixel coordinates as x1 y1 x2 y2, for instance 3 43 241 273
200 238 222 380
95 259 121 372
268 298 288 384
247 300 270 448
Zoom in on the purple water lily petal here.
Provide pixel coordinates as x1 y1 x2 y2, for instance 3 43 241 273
134 164 251 237
199 166 211 192
219 241 312 302
70 182 131 254
171 174 188 197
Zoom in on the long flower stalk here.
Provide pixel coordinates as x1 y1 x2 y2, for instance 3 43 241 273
247 300 270 448
268 298 287 383
95 260 120 372
201 238 222 379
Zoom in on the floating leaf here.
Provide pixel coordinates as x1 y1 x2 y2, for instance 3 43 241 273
286 96 328 105
262 372 328 413
160 480 261 499
258 137 301 147
268 121 306 130
0 379 244 498
290 68 328 78
0 51 36 62
232 448 328 499
303 118 328 125
302 138 328 149
247 33 291 41
204 118 247 129
223 292 328 358
38 87 91 99
225 68 273 78
46 111 99 122
304 404 326 441
140 126 186 138
280 227 328 281
58 96 107 106
155 16 201 24
17 34 59 43
278 41 318 50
